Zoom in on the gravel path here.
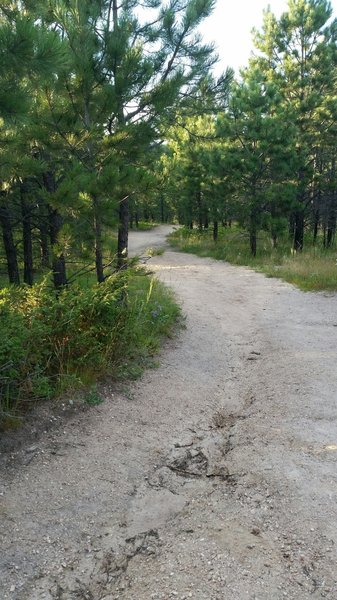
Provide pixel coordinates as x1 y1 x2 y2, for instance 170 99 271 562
1 225 337 600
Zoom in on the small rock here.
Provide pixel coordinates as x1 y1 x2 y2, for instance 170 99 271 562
26 445 39 454
174 438 193 448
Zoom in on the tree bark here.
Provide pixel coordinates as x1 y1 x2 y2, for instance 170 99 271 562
213 220 218 241
49 208 67 289
288 212 295 239
250 208 257 257
250 231 257 257
313 209 320 245
93 196 105 283
117 195 129 270
38 200 51 268
160 197 165 223
293 165 305 251
39 227 50 268
326 198 336 248
52 254 67 290
197 190 203 231
113 0 129 267
20 182 34 286
326 160 336 248
48 206 61 246
293 209 304 251
0 200 20 285
43 172 68 288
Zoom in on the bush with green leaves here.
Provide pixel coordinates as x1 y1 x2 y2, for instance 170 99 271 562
0 269 180 425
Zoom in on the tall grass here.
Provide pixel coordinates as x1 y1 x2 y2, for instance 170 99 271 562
169 226 337 292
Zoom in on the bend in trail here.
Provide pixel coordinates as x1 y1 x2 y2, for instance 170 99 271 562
1 225 337 599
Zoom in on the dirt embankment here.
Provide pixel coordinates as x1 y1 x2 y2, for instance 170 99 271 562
1 225 337 600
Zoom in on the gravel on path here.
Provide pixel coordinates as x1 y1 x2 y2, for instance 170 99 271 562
1 225 337 600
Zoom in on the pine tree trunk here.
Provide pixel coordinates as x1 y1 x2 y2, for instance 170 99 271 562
160 197 165 223
289 213 295 239
326 225 335 248
53 254 67 290
250 209 257 257
49 206 61 246
49 205 67 289
0 201 20 285
117 195 129 270
21 183 34 286
293 166 305 251
197 191 203 231
117 181 129 263
43 172 67 288
313 209 320 245
93 196 104 283
40 228 50 268
326 160 337 248
250 231 257 257
213 220 218 241
38 202 50 268
293 210 304 251
326 199 336 248
113 0 128 270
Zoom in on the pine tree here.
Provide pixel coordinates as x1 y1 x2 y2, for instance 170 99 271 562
100 0 219 267
252 0 337 250
0 3 66 285
217 67 297 256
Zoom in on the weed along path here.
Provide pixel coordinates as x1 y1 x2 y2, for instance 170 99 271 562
1 226 337 600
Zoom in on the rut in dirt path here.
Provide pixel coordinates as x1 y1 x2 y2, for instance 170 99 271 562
1 225 337 600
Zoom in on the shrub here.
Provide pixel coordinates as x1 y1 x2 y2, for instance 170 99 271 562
0 273 126 417
0 268 180 426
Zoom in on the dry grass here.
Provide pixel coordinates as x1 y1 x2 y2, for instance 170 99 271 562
262 253 337 291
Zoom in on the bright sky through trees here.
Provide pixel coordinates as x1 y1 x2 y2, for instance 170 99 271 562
201 0 337 73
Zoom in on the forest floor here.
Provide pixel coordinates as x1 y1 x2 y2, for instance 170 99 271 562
1 225 337 600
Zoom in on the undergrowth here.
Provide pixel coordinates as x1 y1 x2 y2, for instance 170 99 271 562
169 226 337 292
0 268 180 429
131 221 160 231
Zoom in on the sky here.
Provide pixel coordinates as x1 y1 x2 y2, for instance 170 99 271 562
200 0 337 74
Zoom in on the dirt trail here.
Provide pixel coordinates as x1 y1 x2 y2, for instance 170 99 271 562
1 225 337 600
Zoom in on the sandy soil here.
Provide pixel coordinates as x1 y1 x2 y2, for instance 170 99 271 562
1 225 337 600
